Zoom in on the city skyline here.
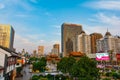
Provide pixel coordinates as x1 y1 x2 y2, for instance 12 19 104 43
0 0 120 53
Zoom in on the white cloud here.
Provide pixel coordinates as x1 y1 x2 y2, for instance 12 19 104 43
14 34 37 53
14 34 61 54
0 0 35 11
0 4 5 9
85 1 120 10
83 24 108 35
84 13 120 36
95 13 120 27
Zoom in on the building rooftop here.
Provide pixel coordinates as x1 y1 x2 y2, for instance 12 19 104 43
0 46 20 57
69 52 84 57
62 23 82 26
105 31 111 36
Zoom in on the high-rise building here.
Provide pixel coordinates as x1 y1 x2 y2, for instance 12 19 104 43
51 44 60 56
0 24 15 50
61 23 82 57
77 31 91 54
90 33 103 54
38 46 44 56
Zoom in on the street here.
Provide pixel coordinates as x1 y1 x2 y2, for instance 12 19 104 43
15 65 32 80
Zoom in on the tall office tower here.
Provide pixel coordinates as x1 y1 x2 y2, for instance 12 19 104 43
90 33 103 54
38 46 44 56
0 24 15 50
52 44 60 56
77 31 91 54
61 23 83 57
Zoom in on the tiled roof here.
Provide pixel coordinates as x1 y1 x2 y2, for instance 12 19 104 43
70 52 84 57
0 46 20 57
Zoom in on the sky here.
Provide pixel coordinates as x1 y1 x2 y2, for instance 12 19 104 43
0 0 120 54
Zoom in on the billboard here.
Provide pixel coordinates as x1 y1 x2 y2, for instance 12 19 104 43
96 53 110 61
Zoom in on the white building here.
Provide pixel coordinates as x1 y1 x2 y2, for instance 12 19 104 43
97 31 120 53
96 31 120 60
0 52 5 80
0 46 19 80
77 31 91 54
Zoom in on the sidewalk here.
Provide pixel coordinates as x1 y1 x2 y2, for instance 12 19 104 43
15 65 32 80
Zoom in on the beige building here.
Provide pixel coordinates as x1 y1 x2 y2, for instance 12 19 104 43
38 46 44 56
0 24 15 50
33 50 37 57
52 44 60 56
77 31 91 54
61 23 83 57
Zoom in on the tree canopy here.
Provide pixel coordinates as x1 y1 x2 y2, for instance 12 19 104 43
57 56 99 80
71 56 99 79
57 57 76 73
33 57 47 72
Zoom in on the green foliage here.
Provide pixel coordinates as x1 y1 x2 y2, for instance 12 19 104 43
102 78 111 80
16 67 22 73
33 62 39 71
70 56 99 79
105 72 113 77
112 72 120 79
16 66 23 77
57 56 99 79
29 57 38 63
57 57 76 73
32 74 69 80
40 78 48 80
46 74 54 80
32 75 39 80
32 57 47 72
55 74 68 80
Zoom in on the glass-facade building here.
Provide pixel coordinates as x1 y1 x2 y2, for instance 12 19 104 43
0 24 15 50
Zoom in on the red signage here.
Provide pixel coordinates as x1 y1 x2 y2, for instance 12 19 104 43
116 54 120 61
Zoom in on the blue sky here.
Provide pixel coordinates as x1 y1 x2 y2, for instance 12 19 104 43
0 0 120 54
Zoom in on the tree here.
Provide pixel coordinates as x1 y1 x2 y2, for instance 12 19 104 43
33 62 39 71
57 57 68 73
32 75 39 80
29 57 38 62
70 56 99 80
32 57 47 72
57 57 76 73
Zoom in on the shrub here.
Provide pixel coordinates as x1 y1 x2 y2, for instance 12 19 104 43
32 75 39 80
102 78 111 80
105 72 112 77
112 72 120 79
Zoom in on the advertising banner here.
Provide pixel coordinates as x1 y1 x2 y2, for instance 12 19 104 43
96 53 110 61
